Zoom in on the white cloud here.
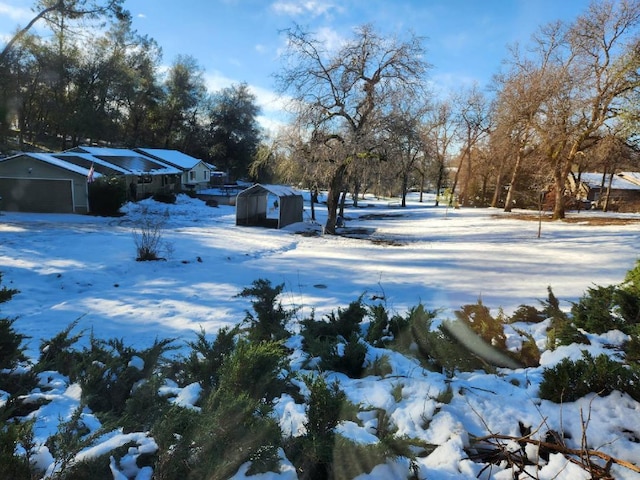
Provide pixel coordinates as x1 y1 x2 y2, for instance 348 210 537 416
313 26 345 53
0 2 31 22
271 0 340 18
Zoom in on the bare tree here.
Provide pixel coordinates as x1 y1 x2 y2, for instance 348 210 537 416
450 84 492 207
531 1 640 219
419 98 457 206
380 92 429 207
491 53 550 212
275 23 429 234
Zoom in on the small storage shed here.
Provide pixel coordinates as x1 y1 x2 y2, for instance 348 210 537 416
236 184 303 229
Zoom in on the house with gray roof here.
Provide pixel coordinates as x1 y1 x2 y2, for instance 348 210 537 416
134 148 220 191
0 147 194 213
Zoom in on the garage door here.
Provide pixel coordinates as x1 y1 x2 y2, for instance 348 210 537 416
0 178 74 213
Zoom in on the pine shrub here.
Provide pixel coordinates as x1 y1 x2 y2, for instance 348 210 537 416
0 420 36 480
300 298 368 377
615 261 640 328
509 304 546 324
365 303 409 347
0 318 28 370
539 351 640 403
79 337 175 416
571 285 624 334
212 339 289 403
195 390 282 478
34 320 84 377
0 272 18 304
236 279 293 342
455 299 507 350
178 340 288 478
151 406 201 480
319 334 367 378
285 375 347 480
178 325 239 393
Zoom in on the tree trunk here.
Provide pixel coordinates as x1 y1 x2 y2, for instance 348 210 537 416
503 152 523 213
490 161 505 208
435 162 444 207
602 172 615 212
552 167 566 220
400 172 409 207
309 187 316 221
339 190 347 217
325 164 347 235
449 154 464 207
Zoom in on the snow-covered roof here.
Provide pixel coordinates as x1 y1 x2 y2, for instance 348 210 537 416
135 148 211 170
579 172 640 191
237 183 302 198
64 147 181 175
69 146 142 157
54 153 129 175
1 152 100 179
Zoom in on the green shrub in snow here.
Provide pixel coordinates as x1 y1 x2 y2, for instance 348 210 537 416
300 297 368 377
509 304 546 324
236 278 294 342
79 337 175 416
365 302 410 348
35 320 84 377
177 325 239 394
539 351 640 403
0 420 36 479
284 374 347 480
318 333 367 378
454 299 508 350
571 285 624 334
0 272 18 305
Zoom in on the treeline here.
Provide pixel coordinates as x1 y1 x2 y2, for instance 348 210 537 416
0 1 261 181
270 1 640 233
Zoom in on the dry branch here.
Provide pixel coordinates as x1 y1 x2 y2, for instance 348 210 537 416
469 432 640 478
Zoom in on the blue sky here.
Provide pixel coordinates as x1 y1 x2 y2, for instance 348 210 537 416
1 0 594 132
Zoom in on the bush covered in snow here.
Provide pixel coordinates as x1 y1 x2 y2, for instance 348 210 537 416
1 267 640 479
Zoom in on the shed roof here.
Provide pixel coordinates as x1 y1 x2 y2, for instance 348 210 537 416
237 183 302 198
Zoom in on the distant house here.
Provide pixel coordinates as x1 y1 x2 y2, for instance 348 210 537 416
571 171 640 212
68 146 182 199
236 184 303 229
0 152 97 213
0 146 210 213
134 148 220 191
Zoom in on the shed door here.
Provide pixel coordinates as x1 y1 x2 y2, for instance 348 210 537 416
0 178 74 213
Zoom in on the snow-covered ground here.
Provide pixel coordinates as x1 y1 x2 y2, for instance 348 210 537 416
1 192 639 479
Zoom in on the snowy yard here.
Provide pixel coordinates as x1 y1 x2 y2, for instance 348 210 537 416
1 192 640 479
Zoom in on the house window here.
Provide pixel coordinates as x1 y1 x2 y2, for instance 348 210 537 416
204 170 209 180
189 171 196 181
